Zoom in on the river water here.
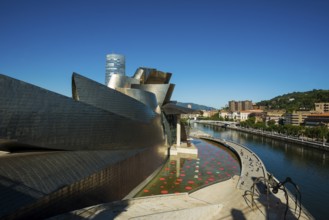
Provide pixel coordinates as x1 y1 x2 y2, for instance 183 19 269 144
196 123 329 220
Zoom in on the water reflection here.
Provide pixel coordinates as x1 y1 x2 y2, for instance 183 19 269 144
196 123 329 220
135 139 240 197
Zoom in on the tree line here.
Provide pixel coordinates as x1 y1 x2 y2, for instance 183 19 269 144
240 117 329 143
198 114 329 143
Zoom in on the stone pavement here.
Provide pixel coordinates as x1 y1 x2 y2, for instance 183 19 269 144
52 175 311 219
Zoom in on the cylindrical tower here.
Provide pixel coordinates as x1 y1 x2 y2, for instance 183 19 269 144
105 54 125 86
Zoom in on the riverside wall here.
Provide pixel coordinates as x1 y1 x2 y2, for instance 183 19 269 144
197 121 329 152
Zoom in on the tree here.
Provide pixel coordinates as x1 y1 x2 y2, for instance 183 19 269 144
267 119 276 127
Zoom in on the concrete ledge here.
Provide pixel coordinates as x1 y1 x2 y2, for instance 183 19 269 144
170 142 198 156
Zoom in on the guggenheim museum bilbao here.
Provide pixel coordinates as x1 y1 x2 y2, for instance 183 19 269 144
0 55 194 219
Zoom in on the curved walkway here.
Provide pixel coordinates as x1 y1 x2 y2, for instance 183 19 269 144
199 136 268 191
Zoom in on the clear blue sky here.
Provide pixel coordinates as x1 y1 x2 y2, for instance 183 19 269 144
1 0 328 109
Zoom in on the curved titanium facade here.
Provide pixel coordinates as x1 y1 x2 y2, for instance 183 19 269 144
133 67 172 84
0 66 182 219
132 84 175 107
0 74 164 151
107 74 139 89
116 87 158 111
72 73 156 122
0 147 167 219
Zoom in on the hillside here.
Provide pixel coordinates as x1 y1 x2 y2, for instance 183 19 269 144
256 89 329 111
176 102 216 111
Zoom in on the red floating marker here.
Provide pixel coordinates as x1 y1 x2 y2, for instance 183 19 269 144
180 174 186 177
208 178 214 182
175 182 180 185
188 180 194 184
165 167 170 171
159 177 165 181
160 186 164 188
185 186 192 190
207 171 212 175
220 167 224 170
161 190 168 194
177 178 183 182
198 177 202 181
143 189 149 193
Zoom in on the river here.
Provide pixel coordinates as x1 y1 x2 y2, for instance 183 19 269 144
195 123 329 220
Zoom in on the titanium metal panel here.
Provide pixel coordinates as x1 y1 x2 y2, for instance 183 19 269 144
131 84 172 107
163 84 175 104
116 88 158 111
72 73 156 122
162 102 201 115
0 74 164 151
107 74 139 89
133 68 172 84
0 145 167 219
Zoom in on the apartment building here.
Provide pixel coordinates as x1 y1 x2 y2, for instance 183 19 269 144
228 100 253 112
315 103 329 113
284 111 311 126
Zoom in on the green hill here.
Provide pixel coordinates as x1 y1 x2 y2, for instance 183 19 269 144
256 89 329 111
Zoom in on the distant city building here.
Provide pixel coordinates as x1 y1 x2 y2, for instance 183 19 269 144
253 104 266 110
239 111 251 122
105 54 125 86
284 111 311 126
264 110 286 125
304 113 329 127
228 100 253 112
219 111 229 119
202 110 218 118
315 103 329 113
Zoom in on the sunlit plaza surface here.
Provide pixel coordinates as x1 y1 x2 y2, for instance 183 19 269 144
135 139 241 197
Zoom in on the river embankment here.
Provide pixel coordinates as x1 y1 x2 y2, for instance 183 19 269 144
197 121 329 152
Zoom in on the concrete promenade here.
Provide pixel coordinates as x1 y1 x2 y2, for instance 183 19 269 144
53 129 313 220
